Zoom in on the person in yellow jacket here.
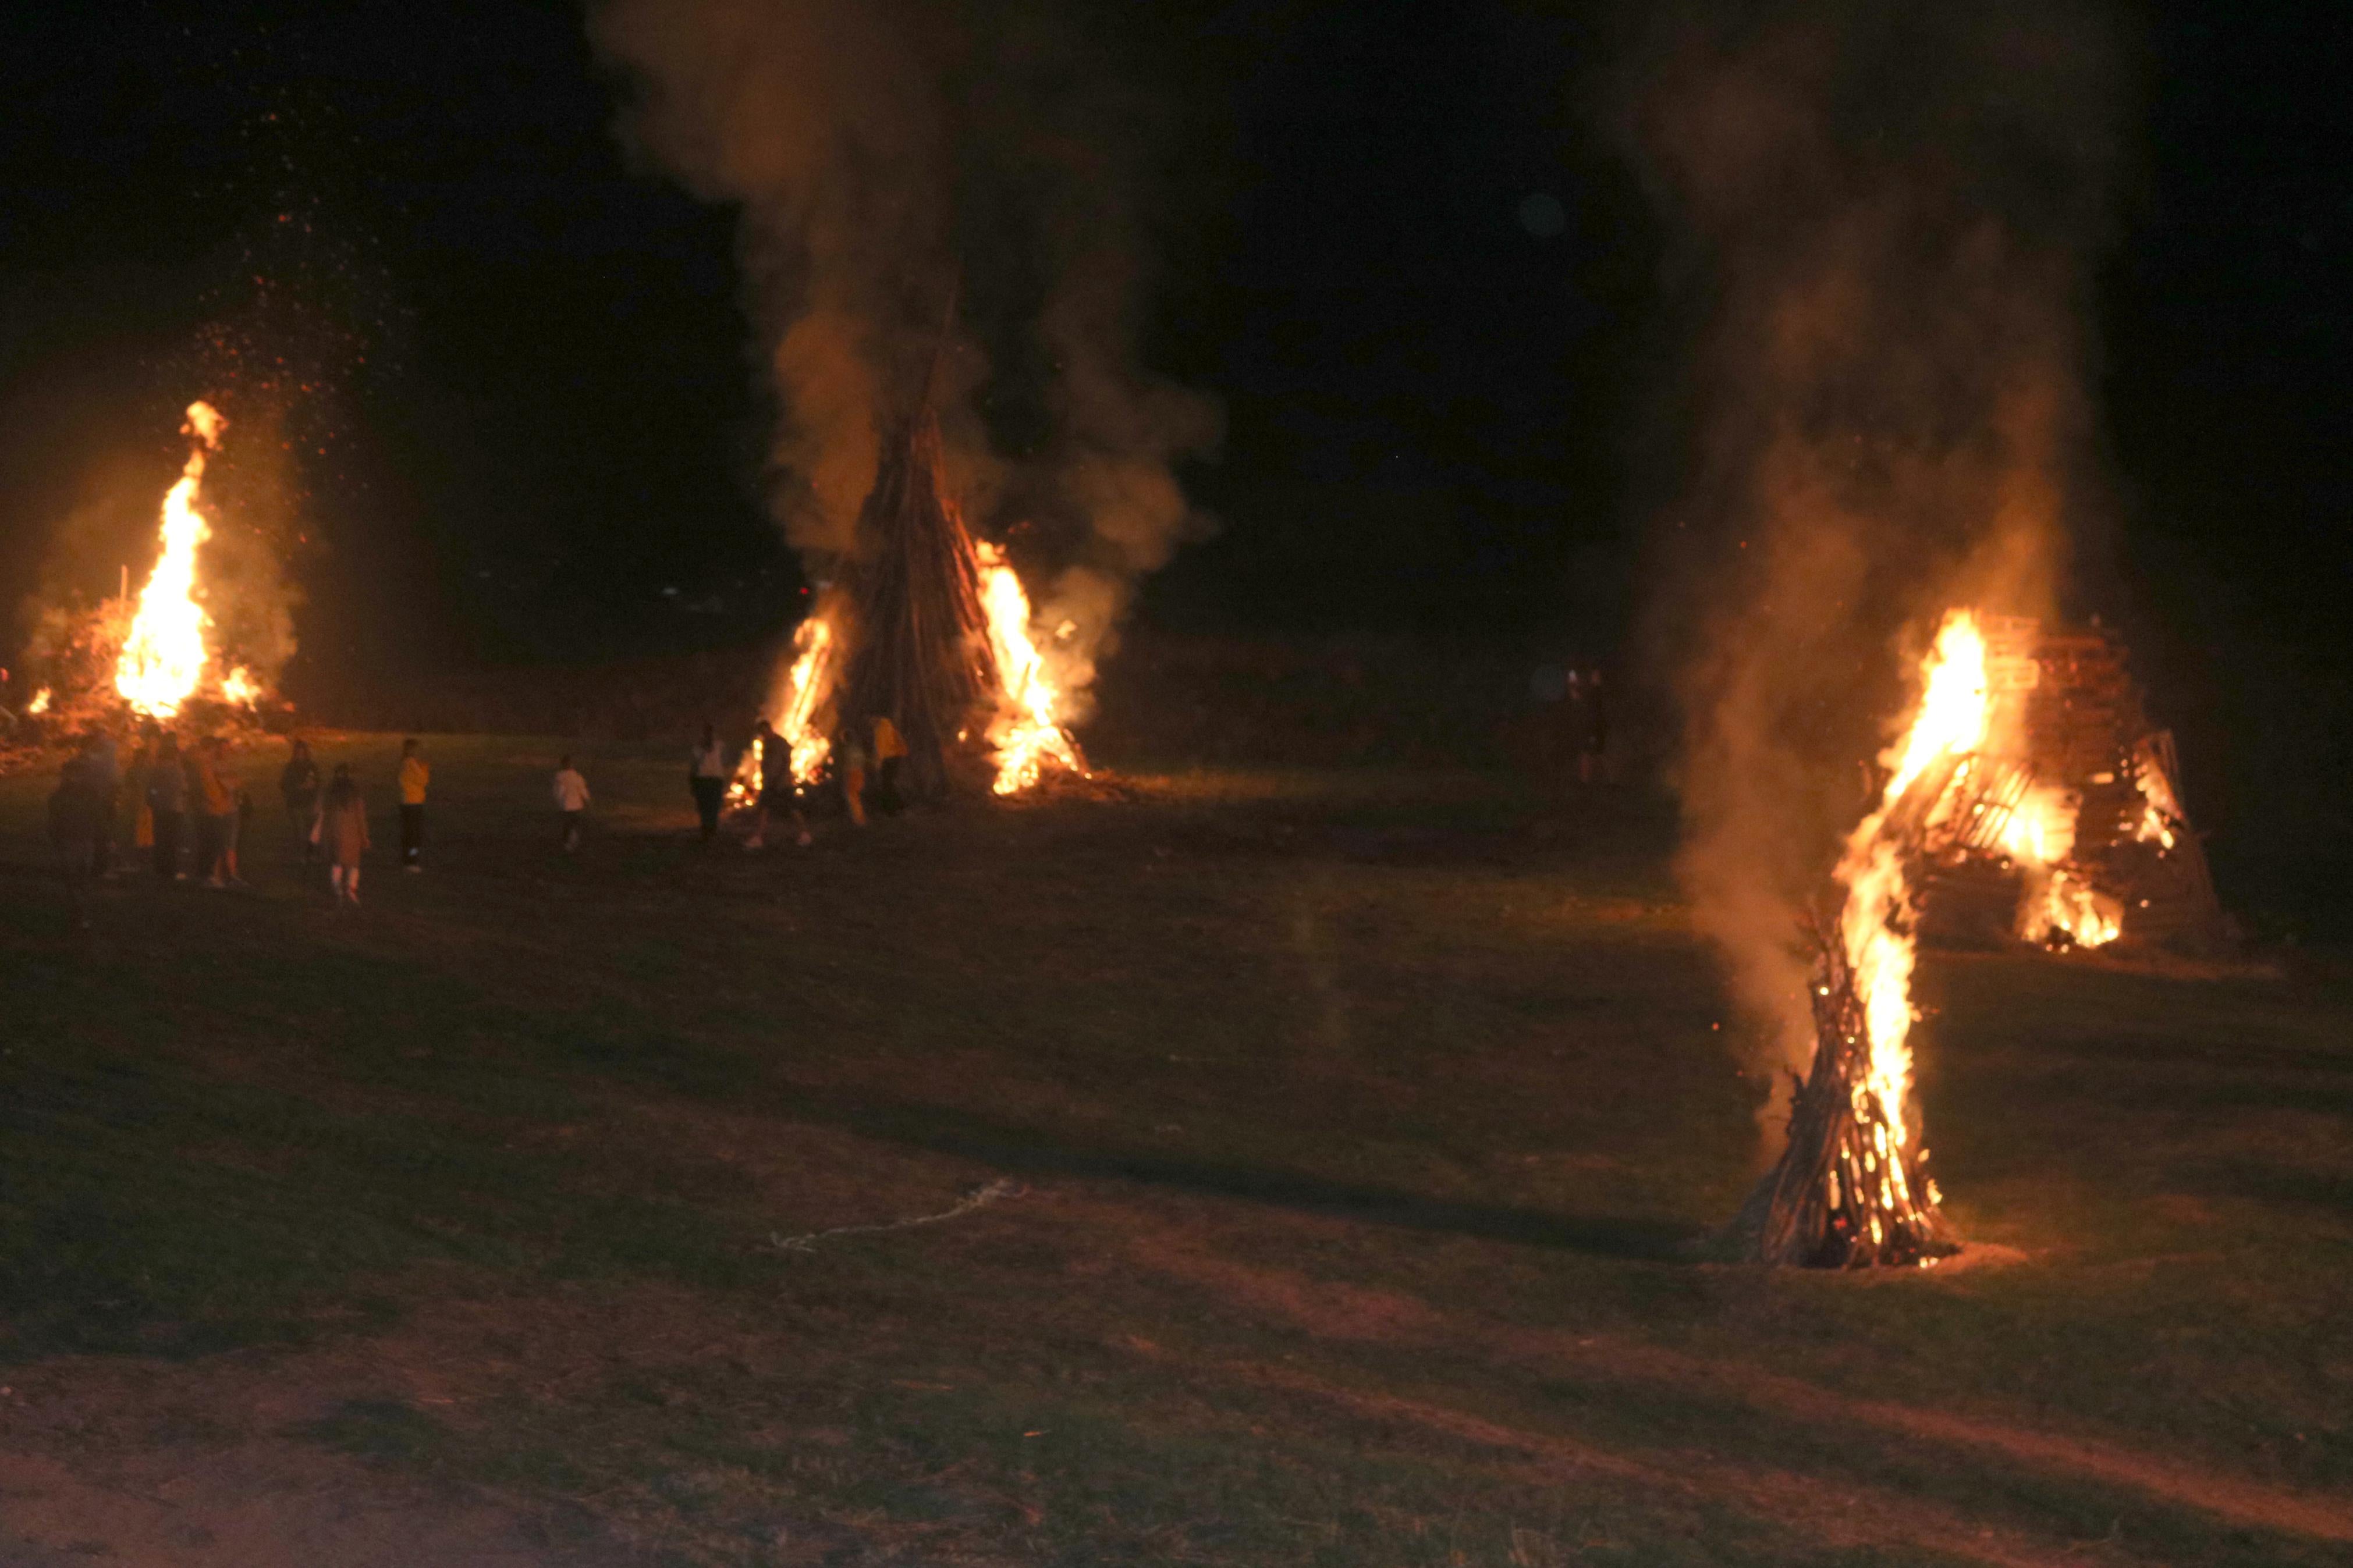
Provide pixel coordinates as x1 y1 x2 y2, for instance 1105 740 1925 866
398 737 430 871
870 713 907 816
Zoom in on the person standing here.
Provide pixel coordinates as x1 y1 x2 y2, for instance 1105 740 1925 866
86 730 120 876
190 737 228 883
193 736 244 887
147 732 187 879
839 721 869 828
869 714 907 816
688 723 729 842
281 738 322 861
321 763 370 906
125 733 154 865
552 755 591 853
744 719 810 849
397 738 430 871
47 739 100 874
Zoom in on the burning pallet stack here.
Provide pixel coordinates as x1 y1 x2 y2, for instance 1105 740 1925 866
1915 616 2223 954
1738 607 2223 1268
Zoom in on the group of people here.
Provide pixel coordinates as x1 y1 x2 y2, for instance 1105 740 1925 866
702 712 907 850
45 710 915 903
50 729 255 888
48 731 432 905
279 736 433 903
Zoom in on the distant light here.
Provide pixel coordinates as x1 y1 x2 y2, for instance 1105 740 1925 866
1518 191 1567 239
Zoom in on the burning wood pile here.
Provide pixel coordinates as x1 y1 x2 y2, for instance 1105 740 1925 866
1912 616 2221 954
1748 921 1958 1267
731 401 1085 812
8 401 276 740
1744 607 2219 1267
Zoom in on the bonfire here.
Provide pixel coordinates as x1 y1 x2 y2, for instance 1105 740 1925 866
1744 608 2221 1267
12 401 271 733
732 402 1086 810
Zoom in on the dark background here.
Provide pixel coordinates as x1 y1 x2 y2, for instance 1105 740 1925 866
0 1 2346 928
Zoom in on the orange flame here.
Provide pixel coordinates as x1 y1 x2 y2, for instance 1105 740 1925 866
974 541 1084 795
1835 609 1991 1150
115 403 226 719
727 606 838 813
2000 781 2121 948
26 687 52 716
2134 745 2183 851
1838 611 2120 1128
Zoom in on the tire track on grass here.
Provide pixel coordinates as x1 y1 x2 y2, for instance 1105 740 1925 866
1112 1217 2353 1550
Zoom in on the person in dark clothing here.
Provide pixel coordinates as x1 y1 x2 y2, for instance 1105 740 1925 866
47 743 100 873
281 738 322 861
868 714 907 816
85 732 120 875
147 732 187 879
744 719 810 849
689 723 729 842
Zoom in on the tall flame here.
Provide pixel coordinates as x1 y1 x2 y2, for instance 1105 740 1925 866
1836 611 1991 1153
1836 609 2120 1155
115 402 226 719
975 541 1084 795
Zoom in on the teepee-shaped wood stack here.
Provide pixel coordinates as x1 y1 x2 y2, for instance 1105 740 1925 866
831 406 999 802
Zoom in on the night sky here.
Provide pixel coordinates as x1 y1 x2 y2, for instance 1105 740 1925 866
2 1 2348 917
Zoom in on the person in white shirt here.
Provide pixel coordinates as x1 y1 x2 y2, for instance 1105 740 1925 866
552 756 591 854
688 723 729 842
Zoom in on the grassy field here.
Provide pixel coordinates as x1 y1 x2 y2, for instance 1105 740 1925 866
1 734 2349 1566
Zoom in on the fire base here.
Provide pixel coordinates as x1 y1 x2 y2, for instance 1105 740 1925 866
1738 931 1959 1269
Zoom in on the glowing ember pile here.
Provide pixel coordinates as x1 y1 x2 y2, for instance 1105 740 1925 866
974 542 1084 795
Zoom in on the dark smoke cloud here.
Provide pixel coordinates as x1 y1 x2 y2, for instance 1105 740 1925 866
1613 2 2129 1122
590 0 1219 697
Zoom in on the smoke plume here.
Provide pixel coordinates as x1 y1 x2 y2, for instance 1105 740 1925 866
1616 2 2127 1133
590 0 1219 708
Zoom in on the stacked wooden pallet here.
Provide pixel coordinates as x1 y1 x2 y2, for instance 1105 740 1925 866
1920 618 2227 954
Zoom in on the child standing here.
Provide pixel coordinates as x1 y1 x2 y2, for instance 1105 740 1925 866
322 765 370 906
281 738 322 861
398 738 430 871
688 724 729 842
552 755 591 853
